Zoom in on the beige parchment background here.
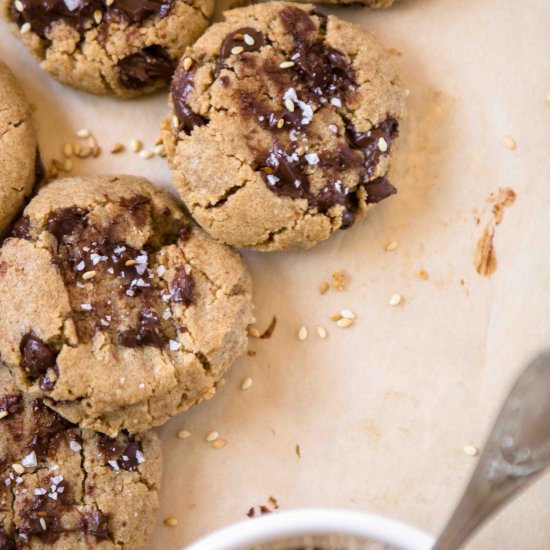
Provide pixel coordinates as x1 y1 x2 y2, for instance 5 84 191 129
1 0 549 548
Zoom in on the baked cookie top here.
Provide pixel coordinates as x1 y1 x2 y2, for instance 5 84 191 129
0 367 162 549
0 0 214 97
0 60 41 237
0 175 253 435
162 2 405 251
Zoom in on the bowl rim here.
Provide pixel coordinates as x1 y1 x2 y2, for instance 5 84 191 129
184 508 435 550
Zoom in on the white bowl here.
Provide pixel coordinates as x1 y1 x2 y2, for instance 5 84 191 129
185 508 435 550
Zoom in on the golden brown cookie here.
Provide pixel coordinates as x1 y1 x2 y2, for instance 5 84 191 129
0 60 41 238
0 0 214 97
0 367 162 549
162 2 406 251
0 175 253 436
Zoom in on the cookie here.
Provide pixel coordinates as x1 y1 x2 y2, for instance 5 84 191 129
161 2 405 251
0 0 214 97
0 175 253 436
296 0 394 5
0 367 162 549
0 60 42 238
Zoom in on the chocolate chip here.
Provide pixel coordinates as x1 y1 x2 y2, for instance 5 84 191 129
118 45 175 89
20 333 57 380
98 432 143 472
47 207 88 243
10 214 30 239
0 394 23 415
81 509 111 540
219 27 266 62
30 399 75 457
279 6 317 41
171 266 194 306
171 66 208 135
364 176 397 204
118 309 167 348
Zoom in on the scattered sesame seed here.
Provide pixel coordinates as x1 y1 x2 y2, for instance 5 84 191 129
404 88 410 97
279 61 295 69
319 282 330 295
183 57 193 71
93 9 102 23
417 268 429 280
154 136 163 145
139 150 154 159
73 143 82 155
177 430 191 439
82 270 96 280
154 144 166 157
276 119 285 129
131 139 142 153
110 143 124 154
241 377 253 390
125 259 136 266
164 518 178 527
171 115 179 128
298 326 308 341
213 439 227 449
504 135 516 150
63 159 72 172
385 240 398 251
231 46 244 55
284 98 295 112
14 0 24 11
12 464 24 474
463 445 478 456
206 431 219 442
20 22 31 33
63 143 73 157
247 326 261 338
76 128 90 138
378 137 388 152
106 0 114 5
244 34 255 46
0 411 8 420
233 33 244 40
330 313 342 321
389 293 402 306
39 518 47 530
316 326 327 339
546 94 550 106
340 309 356 320
336 318 353 328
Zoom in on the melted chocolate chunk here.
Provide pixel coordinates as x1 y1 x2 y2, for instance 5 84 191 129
20 333 57 379
219 27 266 62
171 266 194 305
30 400 76 457
171 66 208 135
118 45 175 89
279 6 317 40
47 207 88 243
98 433 143 472
364 176 397 204
11 0 173 40
0 394 23 415
39 364 59 392
0 528 15 550
10 214 30 239
81 509 111 539
118 309 167 348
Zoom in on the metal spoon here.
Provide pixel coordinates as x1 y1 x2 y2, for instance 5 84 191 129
433 350 550 550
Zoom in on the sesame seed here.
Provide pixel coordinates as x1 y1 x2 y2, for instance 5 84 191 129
241 377 253 390
63 159 72 172
139 150 153 159
417 268 428 280
154 136 163 145
319 282 330 295
130 139 142 153
247 326 261 338
110 143 124 154
231 46 244 55
20 22 31 34
463 445 478 456
164 518 178 527
154 144 166 157
389 293 402 306
504 135 516 150
276 119 284 129
177 430 191 439
63 143 73 157
0 411 8 420
233 33 244 40
125 259 136 266
206 431 219 442
171 115 179 128
298 326 308 341
73 143 82 155
12 464 25 474
244 34 255 46
213 439 227 449
39 518 47 530
340 309 356 320
284 98 295 112
106 0 114 4
82 270 96 280
378 137 388 152
76 128 90 138
316 326 327 339
14 0 24 11
336 318 353 328
183 57 193 71
330 313 342 321
404 88 410 97
279 61 295 69
385 240 398 251
546 94 550 106
93 9 102 23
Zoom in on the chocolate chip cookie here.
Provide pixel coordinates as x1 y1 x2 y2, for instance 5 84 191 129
0 0 214 97
0 367 162 549
0 60 42 238
162 2 406 251
297 0 395 5
0 175 253 436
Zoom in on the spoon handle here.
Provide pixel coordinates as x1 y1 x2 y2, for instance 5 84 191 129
433 350 550 550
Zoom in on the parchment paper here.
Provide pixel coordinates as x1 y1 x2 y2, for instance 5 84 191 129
1 0 549 548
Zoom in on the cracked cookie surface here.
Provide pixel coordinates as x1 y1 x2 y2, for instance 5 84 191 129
162 2 405 251
0 366 162 549
0 0 214 97
0 175 253 435
0 60 41 238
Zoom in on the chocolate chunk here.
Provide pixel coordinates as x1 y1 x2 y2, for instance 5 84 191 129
47 207 88 243
81 509 111 539
0 528 15 550
111 0 172 22
20 333 57 379
219 27 266 61
171 266 194 305
10 214 30 239
0 394 23 415
262 145 309 200
30 400 75 457
118 45 175 89
279 6 317 41
171 66 208 135
364 176 397 204
39 364 59 392
98 433 143 472
119 309 167 348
